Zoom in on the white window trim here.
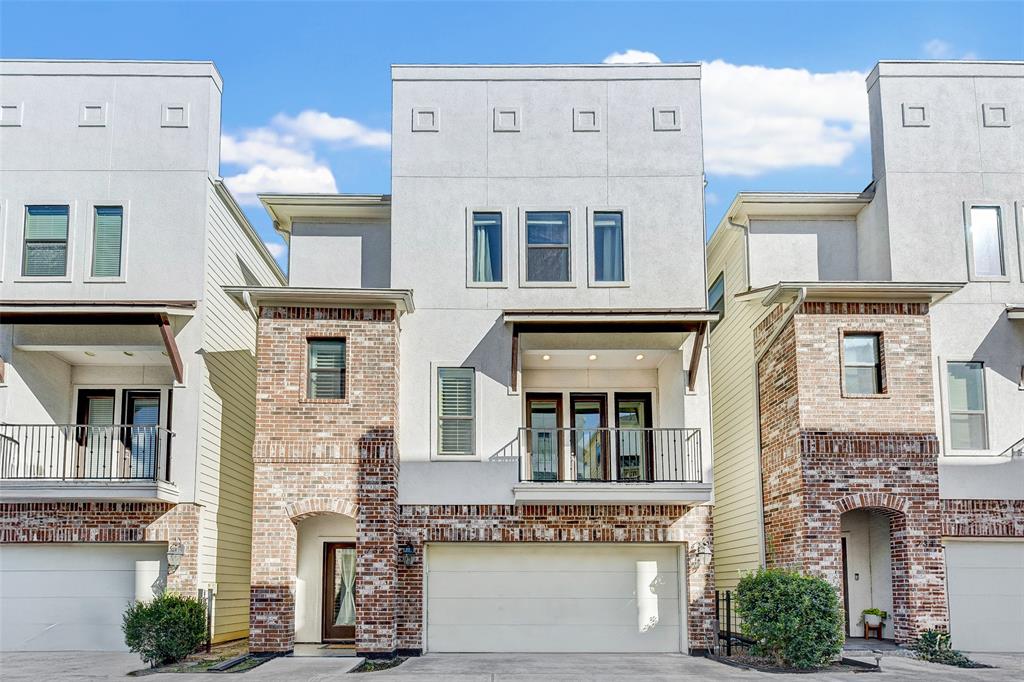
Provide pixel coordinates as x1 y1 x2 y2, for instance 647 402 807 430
1016 200 1023 284
586 206 630 288
465 206 509 289
0 198 7 282
963 202 1009 282
938 356 993 457
430 362 481 461
518 206 577 288
15 200 76 283
84 200 130 283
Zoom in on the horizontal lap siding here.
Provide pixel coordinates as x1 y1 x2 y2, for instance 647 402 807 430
199 186 283 641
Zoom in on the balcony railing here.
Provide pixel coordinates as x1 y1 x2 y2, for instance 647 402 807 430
517 427 702 483
0 424 173 482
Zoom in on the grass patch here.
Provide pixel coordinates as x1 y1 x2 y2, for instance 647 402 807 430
352 656 407 673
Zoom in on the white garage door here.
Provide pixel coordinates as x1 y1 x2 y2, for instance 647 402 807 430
0 544 167 651
426 544 684 653
945 540 1024 652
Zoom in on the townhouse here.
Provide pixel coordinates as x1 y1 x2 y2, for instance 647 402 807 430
707 61 1024 653
232 63 718 656
0 61 284 650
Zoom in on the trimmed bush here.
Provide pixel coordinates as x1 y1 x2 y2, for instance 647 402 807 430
735 568 844 669
911 630 979 668
122 592 207 667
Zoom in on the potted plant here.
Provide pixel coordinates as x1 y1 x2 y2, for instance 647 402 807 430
862 608 887 628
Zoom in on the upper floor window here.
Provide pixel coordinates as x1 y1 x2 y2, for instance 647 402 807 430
592 211 624 283
437 367 474 455
307 339 346 399
23 205 69 277
965 205 1005 279
947 361 988 450
843 333 883 395
525 211 570 283
91 206 124 278
472 212 502 283
708 273 725 330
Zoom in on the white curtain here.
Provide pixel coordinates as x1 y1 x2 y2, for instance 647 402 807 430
335 548 356 626
474 221 495 282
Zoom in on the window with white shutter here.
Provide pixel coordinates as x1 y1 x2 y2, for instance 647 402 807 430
308 339 346 399
438 367 475 455
91 206 124 277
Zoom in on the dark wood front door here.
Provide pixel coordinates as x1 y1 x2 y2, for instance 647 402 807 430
323 543 356 641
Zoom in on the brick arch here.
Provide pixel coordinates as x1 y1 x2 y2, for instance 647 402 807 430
285 497 358 523
834 492 909 516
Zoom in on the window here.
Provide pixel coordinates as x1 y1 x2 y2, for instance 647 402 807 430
23 205 69 276
965 205 1005 279
437 367 474 455
471 212 502 283
708 273 725 330
947 361 988 450
307 339 346 399
593 211 624 282
92 206 123 277
525 211 570 282
843 333 883 395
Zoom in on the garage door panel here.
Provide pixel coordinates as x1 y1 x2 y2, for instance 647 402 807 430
3 596 135 624
428 544 677 572
1 568 140 597
428 596 681 627
428 569 679 600
428 624 679 653
946 541 1024 653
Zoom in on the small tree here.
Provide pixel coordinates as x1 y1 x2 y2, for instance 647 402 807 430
735 568 844 669
123 592 207 667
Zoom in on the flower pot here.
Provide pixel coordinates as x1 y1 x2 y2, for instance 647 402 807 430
864 614 882 627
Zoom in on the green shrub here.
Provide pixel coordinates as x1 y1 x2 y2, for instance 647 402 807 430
862 608 887 619
735 568 844 669
911 630 979 668
122 592 207 667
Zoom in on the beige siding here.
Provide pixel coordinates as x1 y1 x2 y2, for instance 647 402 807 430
198 182 283 641
706 226 766 590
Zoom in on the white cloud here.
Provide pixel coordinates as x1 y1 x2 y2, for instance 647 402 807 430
221 110 389 205
700 60 869 176
922 38 977 60
262 240 286 259
603 49 662 64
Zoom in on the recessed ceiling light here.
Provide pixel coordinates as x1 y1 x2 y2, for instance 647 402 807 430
84 351 96 357
635 354 645 361
542 354 551 361
123 351 134 357
588 354 598 361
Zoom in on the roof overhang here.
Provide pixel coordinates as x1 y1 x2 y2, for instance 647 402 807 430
0 300 196 324
1007 305 1024 321
259 194 391 240
223 286 414 315
724 192 871 226
504 308 717 333
741 282 965 307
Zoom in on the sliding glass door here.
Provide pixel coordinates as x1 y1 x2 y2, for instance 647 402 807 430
571 394 608 481
526 394 562 481
615 393 653 481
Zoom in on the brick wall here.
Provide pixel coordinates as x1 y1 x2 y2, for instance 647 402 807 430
942 499 1024 537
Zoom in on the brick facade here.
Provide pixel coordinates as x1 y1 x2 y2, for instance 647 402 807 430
941 499 1024 537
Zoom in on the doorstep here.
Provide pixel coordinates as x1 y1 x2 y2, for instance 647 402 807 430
291 643 359 658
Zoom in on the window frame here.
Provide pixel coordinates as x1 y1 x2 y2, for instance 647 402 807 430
518 207 577 288
85 200 130 283
707 272 725 331
586 207 629 287
431 363 479 460
839 331 887 398
18 202 75 282
465 207 508 289
963 202 1009 282
941 359 991 454
1016 200 1023 284
305 337 347 401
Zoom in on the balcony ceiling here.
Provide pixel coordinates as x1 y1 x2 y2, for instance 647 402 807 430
523 349 670 370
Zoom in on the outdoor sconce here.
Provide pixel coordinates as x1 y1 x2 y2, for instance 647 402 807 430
401 545 416 567
167 543 185 573
692 538 713 568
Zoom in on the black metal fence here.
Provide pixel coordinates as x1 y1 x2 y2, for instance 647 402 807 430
715 590 754 656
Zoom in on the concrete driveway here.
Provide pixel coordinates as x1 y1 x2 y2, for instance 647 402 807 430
0 650 1021 681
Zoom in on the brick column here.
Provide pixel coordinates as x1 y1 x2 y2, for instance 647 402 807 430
356 433 398 655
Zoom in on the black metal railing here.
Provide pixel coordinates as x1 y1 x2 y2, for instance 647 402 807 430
517 427 702 483
0 423 173 482
715 590 754 656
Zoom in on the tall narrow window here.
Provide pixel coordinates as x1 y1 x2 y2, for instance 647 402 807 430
307 339 346 399
966 206 1005 278
437 367 474 455
525 211 570 282
23 205 69 276
92 206 123 277
947 361 988 450
472 212 502 283
593 211 624 282
708 273 725 330
843 333 883 395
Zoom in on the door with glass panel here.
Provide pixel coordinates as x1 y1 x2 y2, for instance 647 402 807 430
526 394 562 481
323 542 356 641
615 393 653 481
570 394 608 481
76 390 116 477
123 391 160 478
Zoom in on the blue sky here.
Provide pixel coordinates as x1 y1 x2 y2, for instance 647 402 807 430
3 1 1022 268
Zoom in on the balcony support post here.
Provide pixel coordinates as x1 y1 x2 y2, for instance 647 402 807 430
686 321 707 393
157 314 185 384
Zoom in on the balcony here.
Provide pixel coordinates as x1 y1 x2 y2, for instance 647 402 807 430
512 426 710 505
0 423 177 502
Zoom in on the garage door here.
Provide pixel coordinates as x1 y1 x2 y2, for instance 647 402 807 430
426 544 683 652
945 540 1024 652
0 544 167 651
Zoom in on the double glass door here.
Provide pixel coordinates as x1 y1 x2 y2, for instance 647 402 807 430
75 389 161 478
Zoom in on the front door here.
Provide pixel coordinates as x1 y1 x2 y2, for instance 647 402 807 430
570 394 608 481
526 393 563 481
615 393 653 481
322 543 356 641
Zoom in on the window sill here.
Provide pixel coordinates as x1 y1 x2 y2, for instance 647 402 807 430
588 280 630 288
519 281 577 288
84 276 127 284
841 392 890 400
430 454 482 462
299 398 349 405
14 275 73 283
967 275 1011 283
467 282 508 289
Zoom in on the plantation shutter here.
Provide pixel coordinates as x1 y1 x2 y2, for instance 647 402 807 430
308 339 346 399
23 205 69 276
92 206 123 277
438 367 474 455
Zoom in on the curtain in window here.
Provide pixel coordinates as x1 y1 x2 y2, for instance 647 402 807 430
24 205 69 276
438 367 474 455
83 395 115 478
473 212 502 282
334 547 356 626
594 212 623 282
968 207 1004 277
92 206 123 277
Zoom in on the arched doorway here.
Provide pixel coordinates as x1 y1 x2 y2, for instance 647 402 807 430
294 512 357 644
840 508 895 639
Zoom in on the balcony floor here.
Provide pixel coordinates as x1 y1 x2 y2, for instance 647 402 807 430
512 480 712 506
0 478 179 503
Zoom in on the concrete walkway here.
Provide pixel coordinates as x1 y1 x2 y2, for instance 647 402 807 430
0 650 1021 681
